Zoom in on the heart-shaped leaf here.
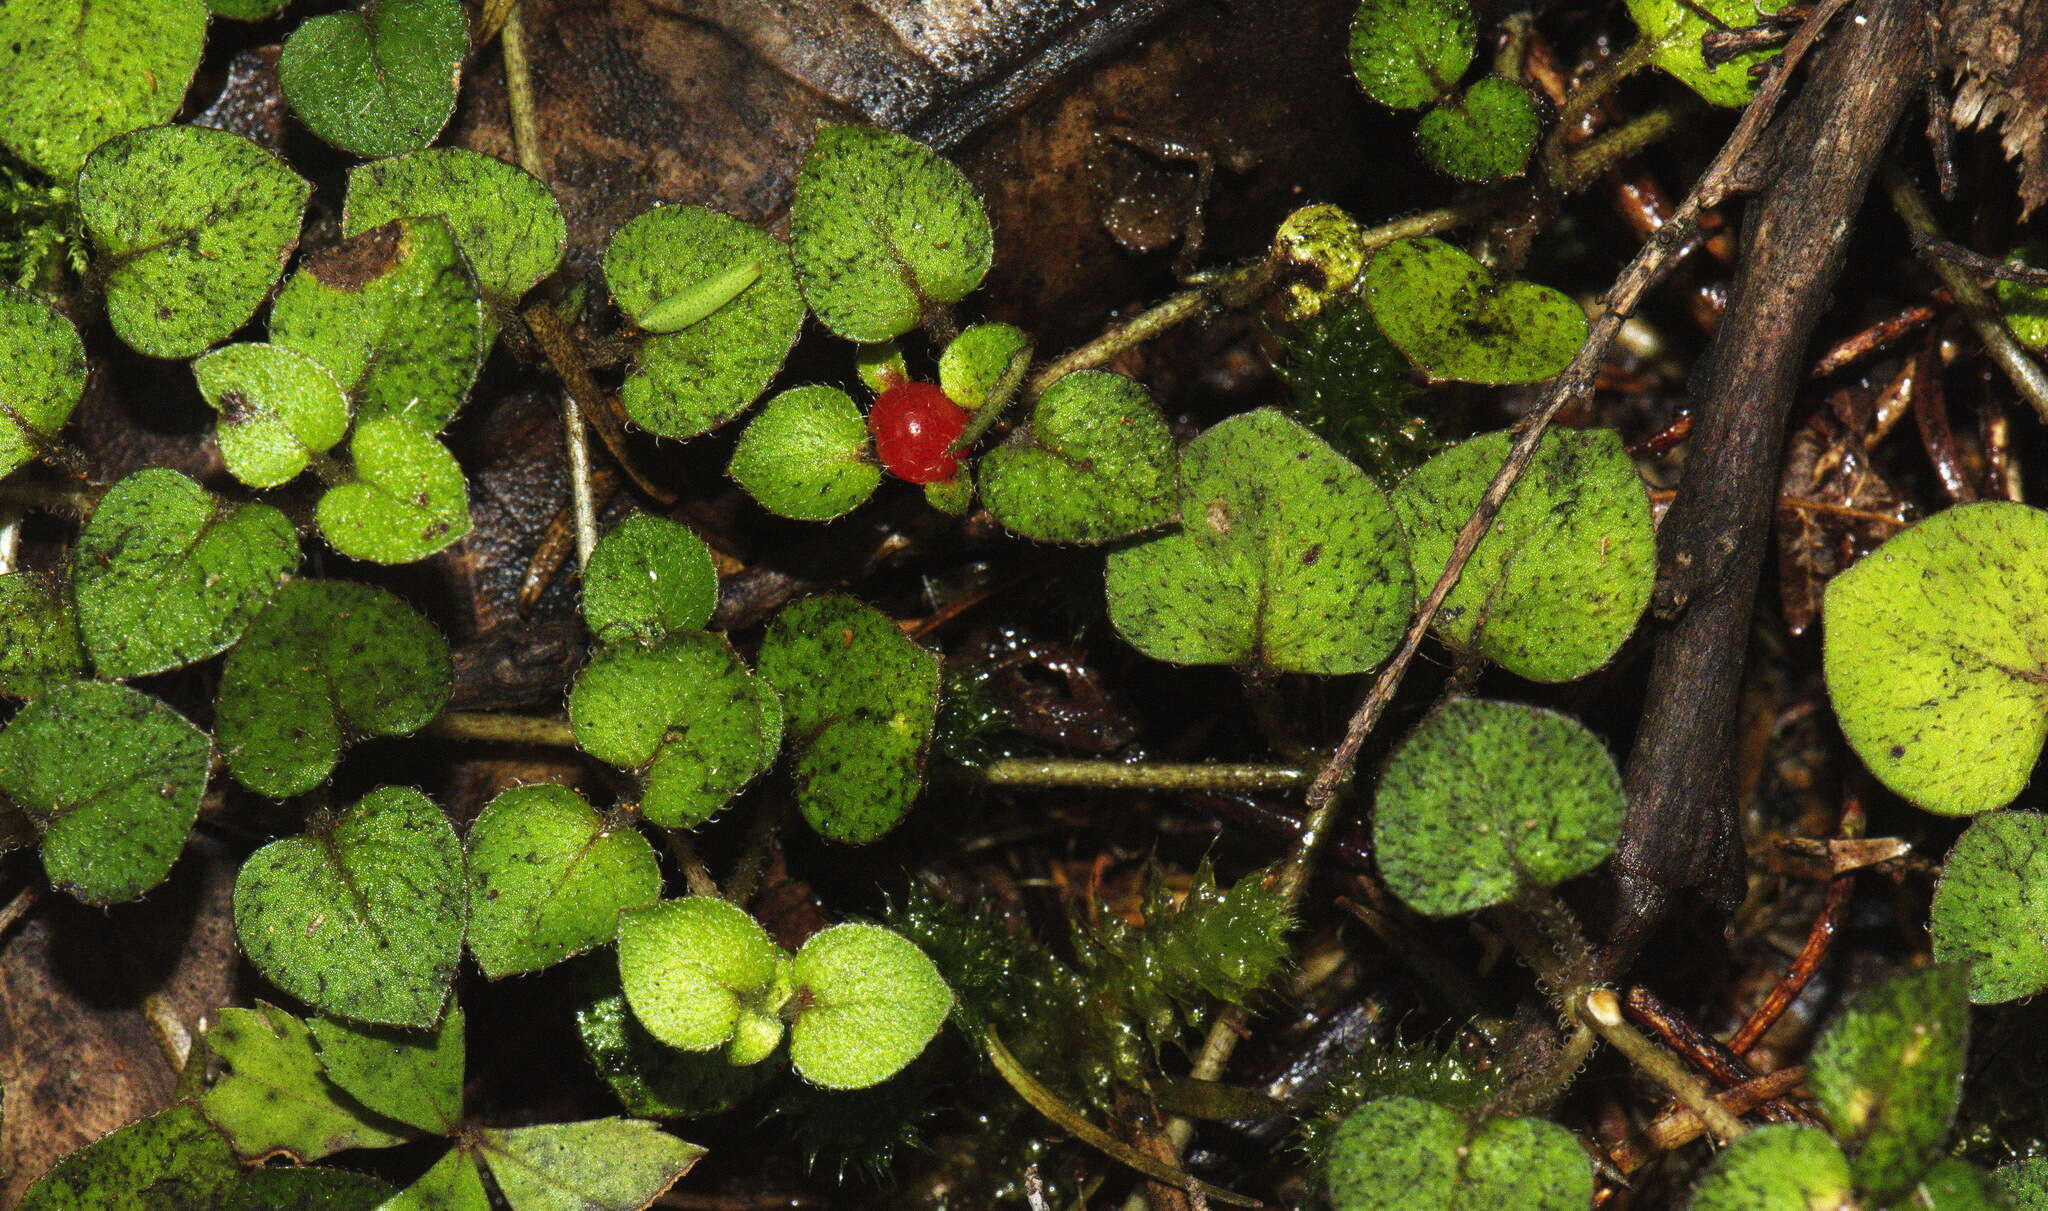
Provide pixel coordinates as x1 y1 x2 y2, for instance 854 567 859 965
193 342 351 488
1394 427 1654 681
603 203 803 439
345 148 567 303
1324 1097 1591 1211
0 681 210 904
234 786 466 1028
78 125 310 359
1809 963 1970 1199
789 125 994 342
216 579 452 798
1823 502 2048 815
269 217 488 433
616 897 785 1053
0 572 85 698
1626 0 1789 107
1685 1124 1853 1210
568 633 782 829
278 0 469 158
1416 77 1538 181
938 322 1032 411
1106 408 1411 674
1347 0 1475 109
979 371 1177 544
0 282 87 479
200 1004 414 1160
475 1118 704 1211
728 385 882 522
755 595 942 844
1931 810 2048 1004
18 1105 241 1211
0 0 207 180
311 1006 466 1135
1363 237 1586 384
73 468 298 680
317 415 471 563
787 923 952 1090
582 515 718 646
1374 697 1625 916
573 962 779 1118
466 785 662 979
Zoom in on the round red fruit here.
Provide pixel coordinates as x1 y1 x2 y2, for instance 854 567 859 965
869 381 968 484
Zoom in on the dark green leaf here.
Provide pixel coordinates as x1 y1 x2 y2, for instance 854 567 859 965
573 960 779 1118
0 281 87 479
476 1118 704 1211
582 514 718 646
344 149 567 303
18 1105 240 1211
1416 77 1538 181
1348 0 1475 109
278 0 469 158
379 1148 489 1211
466 785 662 978
1930 810 2048 1003
728 385 881 522
311 1006 466 1135
1810 964 1970 1199
222 1167 398 1211
978 371 1177 544
0 572 85 698
1324 1097 1591 1210
1685 1124 1854 1210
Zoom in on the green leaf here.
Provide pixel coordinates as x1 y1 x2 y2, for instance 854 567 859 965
1998 1158 2048 1209
924 470 973 516
1809 964 1970 1199
1393 428 1654 681
222 1167 397 1211
616 896 785 1052
78 124 311 360
1323 1097 1591 1211
978 371 1178 544
568 633 781 829
1996 243 2048 351
1363 237 1586 384
278 0 469 159
603 203 803 438
938 322 1032 411
1823 502 2048 815
210 0 291 18
789 125 994 342
466 785 662 978
573 960 779 1118
1686 1124 1854 1210
216 580 452 797
18 1105 241 1211
1273 291 1435 481
0 282 87 479
0 681 210 904
200 1004 414 1160
476 1119 704 1211
728 385 882 521
269 217 488 433
755 595 942 844
311 1006 465 1135
0 0 208 180
1374 697 1624 916
1347 0 1475 109
379 1148 489 1211
317 416 471 563
582 514 718 646
788 923 953 1090
345 149 567 303
1896 1159 2008 1210
1105 408 1411 674
0 572 85 698
1627 0 1789 107
1416 77 1538 181
194 343 351 489
73 468 298 679
234 786 466 1028
1930 810 2048 1004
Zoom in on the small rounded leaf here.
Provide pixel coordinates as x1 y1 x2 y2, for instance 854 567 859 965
1363 237 1586 384
465 785 662 979
1416 77 1539 181
0 573 85 699
603 204 803 439
583 514 718 645
0 0 208 180
0 681 209 904
979 371 1177 544
728 385 882 521
216 580 452 798
1809 963 1970 1200
790 126 994 342
616 897 784 1052
1686 1124 1854 1210
787 923 952 1090
0 283 87 479
1931 810 2048 1004
317 416 471 564
1628 0 1790 107
938 322 1032 411
1374 698 1625 916
278 0 469 158
345 149 567 302
1394 428 1654 682
73 468 299 680
1823 502 2048 815
1348 0 1476 109
194 343 351 488
78 125 311 360
234 786 466 1028
1324 1097 1591 1211
574 964 779 1119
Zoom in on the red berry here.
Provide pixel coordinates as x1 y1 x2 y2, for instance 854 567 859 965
869 381 968 484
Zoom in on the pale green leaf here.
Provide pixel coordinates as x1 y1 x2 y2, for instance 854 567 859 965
317 416 471 564
582 514 718 646
1363 237 1586 384
0 282 87 478
0 0 208 180
1930 810 2048 1004
312 1006 466 1135
477 1118 704 1211
728 385 881 522
788 923 952 1090
1325 1097 1591 1211
200 1004 414 1160
978 371 1177 544
345 149 567 302
1347 0 1475 109
278 0 469 158
465 785 662 979
194 342 351 488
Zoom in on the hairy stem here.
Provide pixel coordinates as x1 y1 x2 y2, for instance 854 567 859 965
976 759 1314 792
1582 988 1750 1142
424 711 576 747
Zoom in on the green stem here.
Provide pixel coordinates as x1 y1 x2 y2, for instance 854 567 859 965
1557 105 1686 191
950 341 1034 452
1540 38 1654 187
1025 257 1278 400
500 3 545 182
665 830 719 898
423 711 576 747
976 758 1314 792
1581 988 1750 1142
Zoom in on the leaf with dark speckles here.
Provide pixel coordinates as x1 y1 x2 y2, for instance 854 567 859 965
1363 237 1584 385
979 371 1177 545
1931 810 2048 1003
